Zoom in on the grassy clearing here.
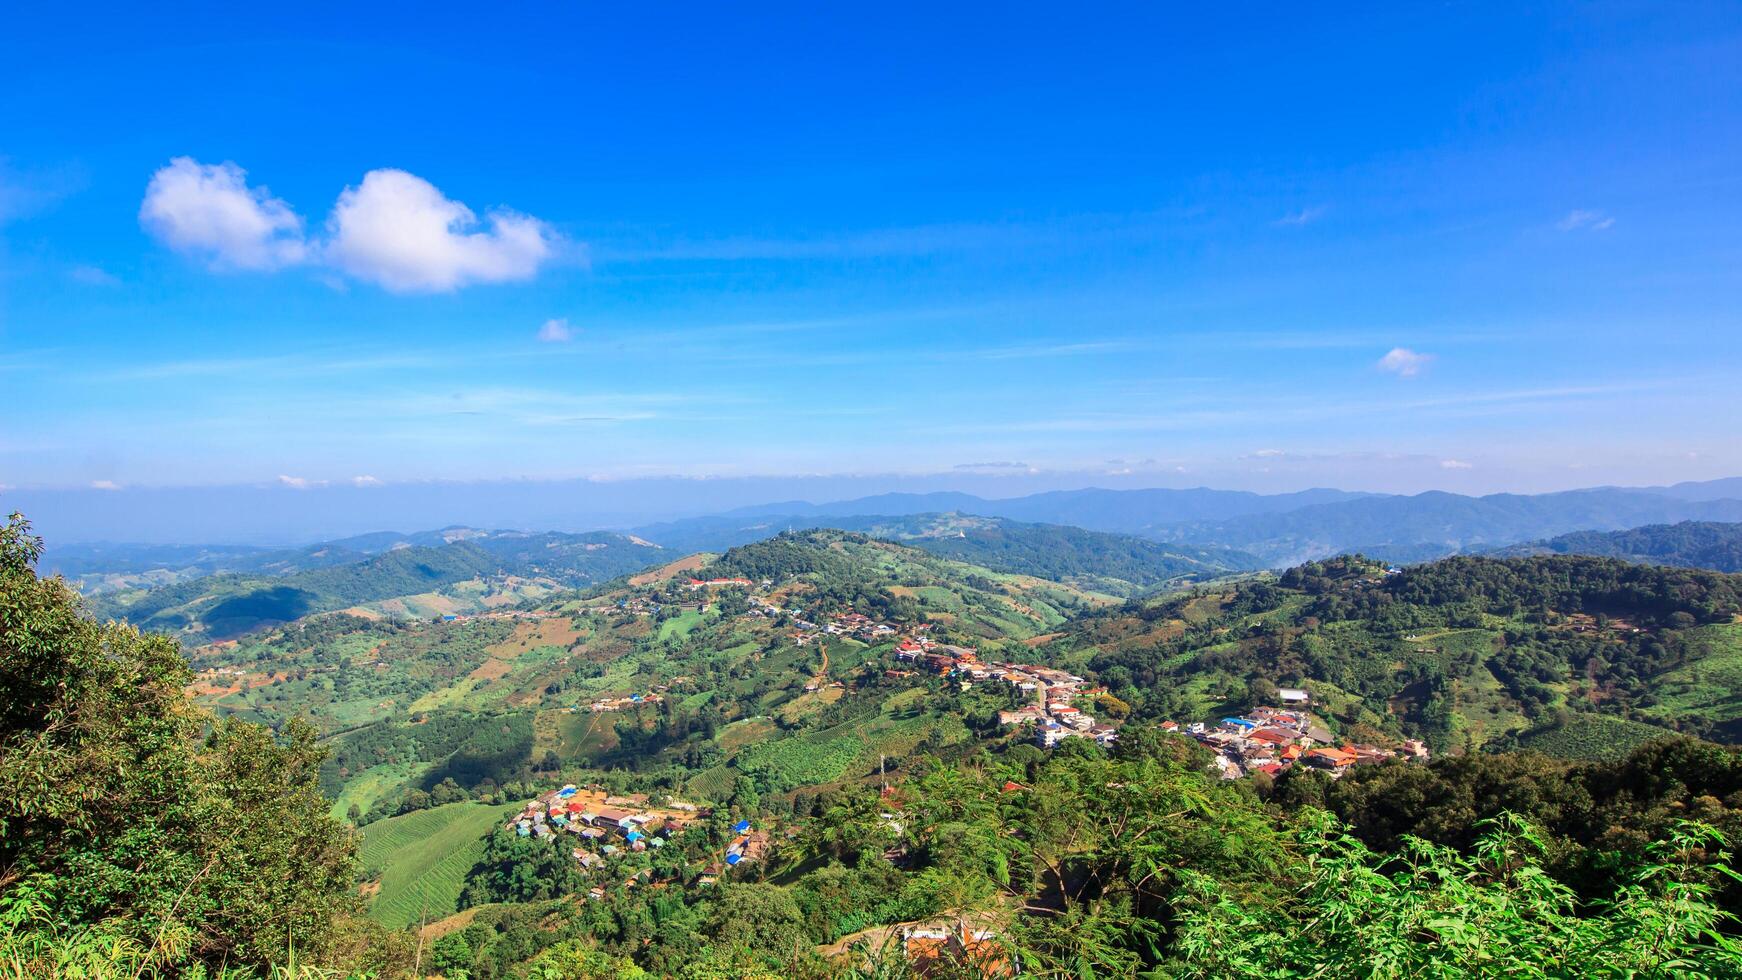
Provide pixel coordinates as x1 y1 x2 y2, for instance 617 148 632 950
327 760 417 820
657 609 705 642
358 801 517 929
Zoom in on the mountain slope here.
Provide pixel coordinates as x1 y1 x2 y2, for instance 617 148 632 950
1043 553 1742 752
634 511 1257 594
191 528 1115 823
1491 521 1742 573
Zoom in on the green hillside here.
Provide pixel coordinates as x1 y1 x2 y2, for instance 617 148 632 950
1041 553 1742 754
359 801 519 928
635 511 1257 594
196 529 1113 826
1494 520 1742 572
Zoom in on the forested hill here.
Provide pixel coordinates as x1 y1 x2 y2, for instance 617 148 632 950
1047 553 1742 751
1491 520 1742 572
643 512 1257 595
877 514 1258 593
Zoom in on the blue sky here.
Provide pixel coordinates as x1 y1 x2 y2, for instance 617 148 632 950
3 2 1741 503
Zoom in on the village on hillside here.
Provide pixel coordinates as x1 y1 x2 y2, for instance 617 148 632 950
504 784 769 898
1169 695 1431 780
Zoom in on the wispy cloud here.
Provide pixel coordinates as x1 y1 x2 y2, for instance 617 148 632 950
67 264 120 286
0 157 87 224
1274 205 1329 227
90 480 121 490
1377 347 1433 377
1557 209 1614 232
1440 459 1473 469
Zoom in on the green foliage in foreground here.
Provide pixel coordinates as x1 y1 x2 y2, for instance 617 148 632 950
0 513 412 977
1171 813 1742 979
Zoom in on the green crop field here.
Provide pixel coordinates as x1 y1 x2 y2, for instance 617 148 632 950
358 801 518 929
1514 714 1677 762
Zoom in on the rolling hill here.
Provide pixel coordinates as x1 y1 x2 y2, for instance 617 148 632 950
191 528 1118 831
634 511 1258 594
1491 521 1742 572
84 531 668 640
1036 552 1742 752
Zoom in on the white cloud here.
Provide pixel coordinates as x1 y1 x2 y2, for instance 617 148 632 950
276 474 325 489
537 317 575 343
1251 448 1286 458
1377 347 1433 378
1440 459 1473 470
350 475 383 487
139 158 307 270
139 159 560 292
1274 205 1328 227
324 169 556 292
1557 209 1614 232
89 479 121 491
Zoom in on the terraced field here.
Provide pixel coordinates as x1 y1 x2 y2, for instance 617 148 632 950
358 801 519 929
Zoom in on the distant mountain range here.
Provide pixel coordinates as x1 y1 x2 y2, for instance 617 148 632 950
721 486 1375 532
667 480 1742 568
74 530 667 640
1147 489 1742 566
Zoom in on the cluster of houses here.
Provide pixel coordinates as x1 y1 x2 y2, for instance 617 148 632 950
584 692 665 713
506 785 706 869
792 611 911 646
890 640 1119 750
505 785 775 898
1171 697 1429 780
437 609 562 624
